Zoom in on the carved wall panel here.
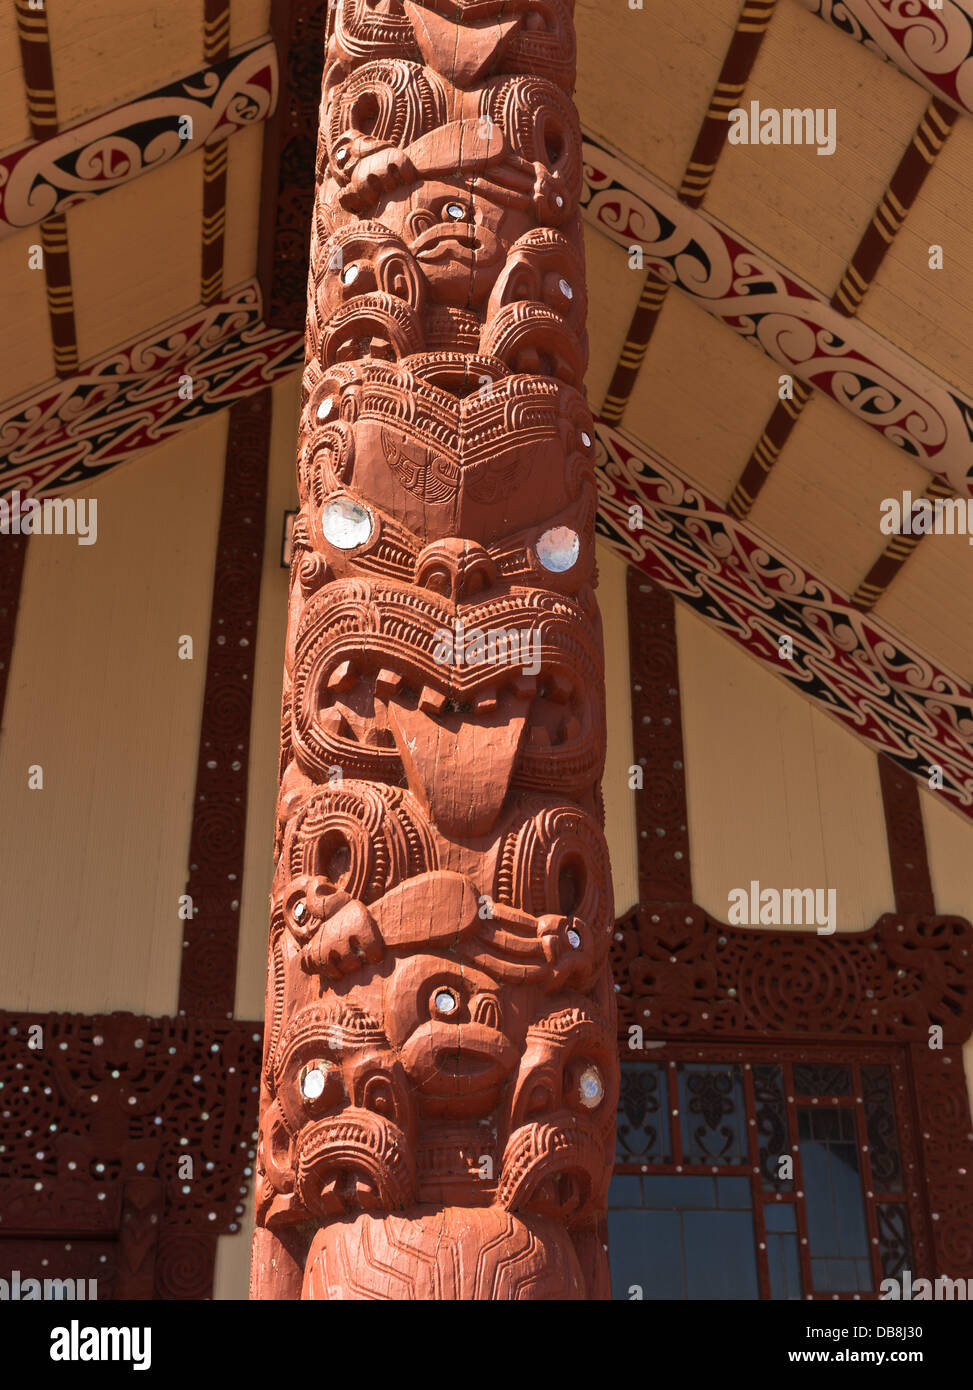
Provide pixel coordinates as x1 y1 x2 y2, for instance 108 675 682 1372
0 1011 261 1300
252 0 616 1301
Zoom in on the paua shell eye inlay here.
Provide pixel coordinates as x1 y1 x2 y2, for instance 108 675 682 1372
321 497 372 549
536 526 579 572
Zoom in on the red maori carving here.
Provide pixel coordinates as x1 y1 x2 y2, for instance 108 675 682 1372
253 0 615 1300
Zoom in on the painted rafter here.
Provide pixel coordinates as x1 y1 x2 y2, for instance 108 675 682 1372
14 2 79 378
849 473 958 610
0 41 278 239
797 0 973 123
600 0 783 422
602 0 779 424
594 417 973 823
0 281 301 500
581 128 973 498
200 0 233 306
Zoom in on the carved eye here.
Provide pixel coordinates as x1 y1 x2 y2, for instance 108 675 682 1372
444 202 467 221
316 396 334 421
340 264 359 286
578 1065 604 1110
536 526 579 573
300 1064 327 1100
431 987 460 1020
351 91 380 136
295 1059 343 1119
321 496 372 549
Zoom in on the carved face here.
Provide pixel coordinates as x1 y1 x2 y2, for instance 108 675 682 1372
379 954 528 1118
405 184 508 307
264 1004 417 1220
300 365 595 547
290 580 602 833
497 998 618 1222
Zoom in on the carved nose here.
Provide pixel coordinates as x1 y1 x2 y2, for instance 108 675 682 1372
415 539 496 603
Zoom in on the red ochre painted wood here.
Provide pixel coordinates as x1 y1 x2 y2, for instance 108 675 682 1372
251 0 616 1300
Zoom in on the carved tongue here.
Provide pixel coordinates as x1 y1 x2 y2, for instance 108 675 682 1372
403 2 520 87
387 698 526 837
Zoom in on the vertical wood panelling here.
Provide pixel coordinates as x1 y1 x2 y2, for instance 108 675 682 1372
0 417 227 1015
0 6 31 149
222 123 265 291
676 602 895 928
598 543 639 915
215 1214 255 1301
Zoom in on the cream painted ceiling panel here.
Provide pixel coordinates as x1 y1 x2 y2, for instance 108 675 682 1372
223 122 265 291
0 229 56 403
575 0 741 190
747 393 933 597
858 119 973 394
48 0 205 128
231 0 271 53
0 8 30 152
69 152 203 363
0 414 227 1016
705 1 928 296
677 602 894 931
872 528 973 686
582 223 645 410
623 290 783 502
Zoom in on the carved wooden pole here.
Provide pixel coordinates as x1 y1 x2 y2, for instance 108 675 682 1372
251 0 616 1300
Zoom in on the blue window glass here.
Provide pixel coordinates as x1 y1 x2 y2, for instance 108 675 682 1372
607 1170 759 1299
798 1106 872 1293
767 1233 802 1300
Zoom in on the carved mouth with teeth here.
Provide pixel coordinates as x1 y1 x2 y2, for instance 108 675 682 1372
296 1109 415 1217
316 657 584 749
305 654 596 835
496 1118 606 1221
293 582 603 832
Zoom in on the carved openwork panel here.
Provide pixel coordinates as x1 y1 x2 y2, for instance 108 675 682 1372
253 0 615 1300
